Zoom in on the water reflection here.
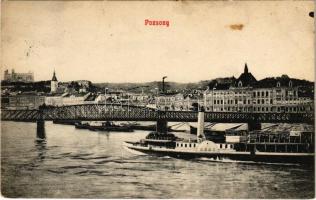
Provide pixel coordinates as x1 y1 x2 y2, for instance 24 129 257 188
36 120 46 140
34 140 47 161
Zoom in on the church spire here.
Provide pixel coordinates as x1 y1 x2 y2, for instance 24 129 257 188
52 70 57 81
244 63 248 74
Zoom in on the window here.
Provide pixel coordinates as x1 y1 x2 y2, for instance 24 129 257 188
289 81 292 87
189 144 191 147
181 144 183 147
185 144 187 147
220 144 222 148
225 144 227 148
277 82 281 87
266 91 269 97
270 99 273 104
238 81 243 87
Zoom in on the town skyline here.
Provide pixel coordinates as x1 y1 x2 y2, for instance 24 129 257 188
2 1 314 83
2 63 314 84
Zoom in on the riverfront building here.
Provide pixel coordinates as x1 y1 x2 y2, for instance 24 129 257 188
1 93 45 109
204 64 314 113
45 92 102 106
4 69 34 82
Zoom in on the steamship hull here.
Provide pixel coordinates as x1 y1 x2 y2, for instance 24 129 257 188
124 142 314 164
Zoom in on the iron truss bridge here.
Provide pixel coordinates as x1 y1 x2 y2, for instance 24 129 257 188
1 104 314 124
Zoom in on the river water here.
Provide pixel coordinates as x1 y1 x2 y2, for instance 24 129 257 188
1 121 314 198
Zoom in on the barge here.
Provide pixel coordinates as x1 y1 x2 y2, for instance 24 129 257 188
75 121 134 132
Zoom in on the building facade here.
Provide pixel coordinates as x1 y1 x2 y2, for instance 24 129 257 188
45 92 92 106
204 64 314 113
4 69 34 82
3 94 45 109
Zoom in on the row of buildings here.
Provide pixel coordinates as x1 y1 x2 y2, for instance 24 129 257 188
1 65 314 113
203 64 313 113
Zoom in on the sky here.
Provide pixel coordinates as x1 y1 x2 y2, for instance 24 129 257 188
1 1 314 83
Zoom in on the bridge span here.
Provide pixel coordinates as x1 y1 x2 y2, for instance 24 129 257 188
1 104 314 124
2 104 314 139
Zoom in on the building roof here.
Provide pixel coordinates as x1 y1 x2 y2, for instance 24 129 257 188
236 63 257 87
158 92 180 96
62 92 88 97
84 94 98 101
208 77 236 90
254 75 298 88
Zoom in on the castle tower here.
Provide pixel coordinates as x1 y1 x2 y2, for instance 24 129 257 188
51 70 58 93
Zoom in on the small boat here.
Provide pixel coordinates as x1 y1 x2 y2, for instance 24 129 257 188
75 121 134 132
53 120 79 125
74 122 92 129
120 122 185 132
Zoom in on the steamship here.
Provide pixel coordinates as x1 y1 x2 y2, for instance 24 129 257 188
124 112 314 164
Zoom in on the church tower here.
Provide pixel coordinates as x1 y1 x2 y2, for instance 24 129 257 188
51 70 58 93
244 63 249 74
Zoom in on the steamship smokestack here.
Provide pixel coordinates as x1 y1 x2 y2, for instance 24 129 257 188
197 107 206 142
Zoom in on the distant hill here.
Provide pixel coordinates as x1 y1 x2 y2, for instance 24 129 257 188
93 81 210 93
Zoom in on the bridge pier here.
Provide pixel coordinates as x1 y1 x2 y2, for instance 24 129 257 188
156 119 168 133
36 107 46 140
248 122 261 131
36 119 46 140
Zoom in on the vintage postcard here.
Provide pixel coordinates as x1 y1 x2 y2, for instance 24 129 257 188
1 0 315 198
